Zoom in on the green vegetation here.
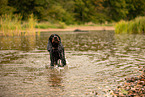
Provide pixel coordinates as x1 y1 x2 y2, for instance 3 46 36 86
1 0 145 23
0 14 37 36
35 22 57 29
35 21 66 29
0 14 68 36
115 16 145 34
0 0 145 35
0 14 22 36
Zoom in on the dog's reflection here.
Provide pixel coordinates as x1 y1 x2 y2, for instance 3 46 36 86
46 68 65 96
48 69 64 87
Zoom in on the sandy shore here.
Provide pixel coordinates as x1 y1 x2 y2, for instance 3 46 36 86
35 26 115 32
0 26 115 36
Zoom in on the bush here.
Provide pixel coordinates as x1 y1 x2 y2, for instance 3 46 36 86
115 16 145 34
57 21 66 29
115 20 128 34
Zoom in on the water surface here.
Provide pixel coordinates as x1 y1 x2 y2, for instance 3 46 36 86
0 31 145 96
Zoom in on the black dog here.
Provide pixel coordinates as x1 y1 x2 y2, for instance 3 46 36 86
47 34 66 67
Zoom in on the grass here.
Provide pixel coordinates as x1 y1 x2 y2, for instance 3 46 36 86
0 14 37 36
35 21 67 29
115 16 145 34
0 14 67 36
0 14 114 36
35 22 56 29
0 14 22 36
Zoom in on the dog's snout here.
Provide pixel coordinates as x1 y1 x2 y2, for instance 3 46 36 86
53 36 59 42
54 36 58 40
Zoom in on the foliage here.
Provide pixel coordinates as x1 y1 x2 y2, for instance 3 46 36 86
126 0 145 20
0 14 22 36
74 0 106 24
0 0 15 15
46 4 74 25
1 0 143 24
0 0 145 26
0 14 37 36
115 16 145 34
104 0 128 21
8 0 48 20
27 14 36 30
115 20 128 34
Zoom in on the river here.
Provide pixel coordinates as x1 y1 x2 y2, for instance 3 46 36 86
0 31 145 96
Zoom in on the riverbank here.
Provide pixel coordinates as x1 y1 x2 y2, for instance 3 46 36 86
0 14 115 36
31 26 115 32
0 26 115 36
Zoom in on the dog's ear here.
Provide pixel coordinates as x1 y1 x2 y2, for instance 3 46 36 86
47 34 54 51
49 34 55 43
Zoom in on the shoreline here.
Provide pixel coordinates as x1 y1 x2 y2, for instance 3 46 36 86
0 26 115 36
35 26 115 32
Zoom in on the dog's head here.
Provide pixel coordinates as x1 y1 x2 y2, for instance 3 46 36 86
49 34 61 49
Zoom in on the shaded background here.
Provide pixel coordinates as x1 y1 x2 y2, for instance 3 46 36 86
0 0 145 24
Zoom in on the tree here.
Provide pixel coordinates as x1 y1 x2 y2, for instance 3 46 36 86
74 0 106 23
0 0 15 15
8 0 48 20
43 0 75 24
104 0 128 21
126 0 145 20
1 0 144 23
92 0 107 23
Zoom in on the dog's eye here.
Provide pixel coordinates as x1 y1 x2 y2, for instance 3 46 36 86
54 37 57 40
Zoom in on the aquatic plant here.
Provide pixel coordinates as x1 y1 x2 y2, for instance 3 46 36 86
115 16 145 34
0 14 37 36
23 14 37 35
0 14 22 36
27 14 36 30
115 20 128 34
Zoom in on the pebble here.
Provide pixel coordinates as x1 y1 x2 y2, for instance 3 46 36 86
113 67 145 96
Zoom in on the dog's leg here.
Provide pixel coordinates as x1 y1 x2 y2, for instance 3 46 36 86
47 40 52 52
60 50 66 66
55 59 58 65
50 51 54 66
61 57 66 66
57 59 61 67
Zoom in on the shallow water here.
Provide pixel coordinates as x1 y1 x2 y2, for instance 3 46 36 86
0 31 145 96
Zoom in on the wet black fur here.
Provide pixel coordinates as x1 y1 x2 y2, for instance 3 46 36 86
47 34 66 66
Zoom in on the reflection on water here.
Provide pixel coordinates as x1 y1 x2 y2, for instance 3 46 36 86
0 31 145 96
0 31 115 51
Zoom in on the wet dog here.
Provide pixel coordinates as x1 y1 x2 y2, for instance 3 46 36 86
47 34 66 67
